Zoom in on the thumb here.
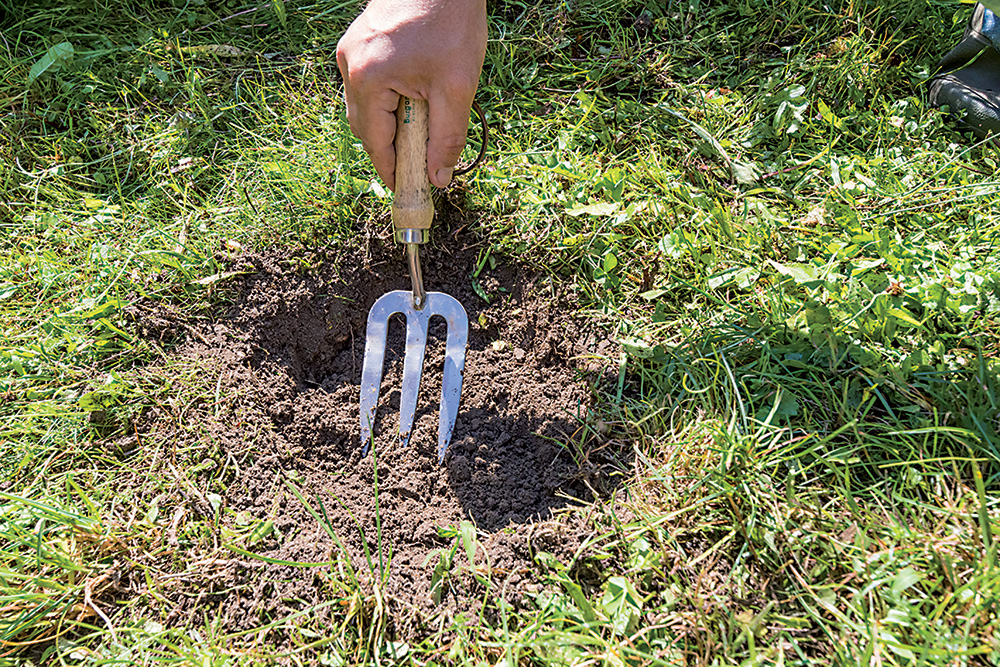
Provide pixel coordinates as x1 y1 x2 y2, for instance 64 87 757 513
426 90 473 188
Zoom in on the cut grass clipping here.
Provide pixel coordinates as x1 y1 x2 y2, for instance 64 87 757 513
4 0 1000 664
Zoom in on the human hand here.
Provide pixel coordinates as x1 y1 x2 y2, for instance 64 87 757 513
336 0 487 190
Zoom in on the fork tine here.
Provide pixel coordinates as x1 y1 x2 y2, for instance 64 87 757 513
359 291 406 451
361 294 389 454
434 293 468 461
398 305 429 447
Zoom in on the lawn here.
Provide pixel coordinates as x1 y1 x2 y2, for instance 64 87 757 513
3 0 1000 665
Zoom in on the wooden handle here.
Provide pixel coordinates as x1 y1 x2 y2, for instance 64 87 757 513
392 96 434 232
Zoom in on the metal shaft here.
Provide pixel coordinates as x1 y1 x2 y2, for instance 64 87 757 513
396 228 428 310
406 243 426 310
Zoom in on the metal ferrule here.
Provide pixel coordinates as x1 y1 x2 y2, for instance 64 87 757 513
394 228 429 245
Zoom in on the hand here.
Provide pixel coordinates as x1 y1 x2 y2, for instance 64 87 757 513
337 0 487 190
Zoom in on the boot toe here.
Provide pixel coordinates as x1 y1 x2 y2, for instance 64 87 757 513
929 46 1000 138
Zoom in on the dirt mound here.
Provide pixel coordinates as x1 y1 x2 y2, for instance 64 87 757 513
131 230 618 632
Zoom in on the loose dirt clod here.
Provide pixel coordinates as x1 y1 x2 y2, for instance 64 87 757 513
133 236 617 633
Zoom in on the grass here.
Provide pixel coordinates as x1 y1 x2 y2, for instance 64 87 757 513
4 0 1000 664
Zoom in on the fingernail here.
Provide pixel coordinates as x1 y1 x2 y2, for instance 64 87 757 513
435 168 453 187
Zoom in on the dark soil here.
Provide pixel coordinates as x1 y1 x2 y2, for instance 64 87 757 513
128 226 620 634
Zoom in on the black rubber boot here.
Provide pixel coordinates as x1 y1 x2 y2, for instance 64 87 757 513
928 3 1000 138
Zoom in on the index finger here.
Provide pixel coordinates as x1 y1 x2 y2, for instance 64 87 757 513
426 88 474 188
350 89 402 190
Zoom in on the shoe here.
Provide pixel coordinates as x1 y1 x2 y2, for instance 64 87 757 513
928 3 1000 138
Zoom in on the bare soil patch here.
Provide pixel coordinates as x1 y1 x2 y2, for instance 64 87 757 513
128 227 619 633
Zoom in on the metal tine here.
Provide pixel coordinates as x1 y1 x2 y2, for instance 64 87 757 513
359 291 403 453
397 302 429 446
436 294 468 461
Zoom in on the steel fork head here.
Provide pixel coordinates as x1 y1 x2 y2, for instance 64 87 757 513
360 290 468 461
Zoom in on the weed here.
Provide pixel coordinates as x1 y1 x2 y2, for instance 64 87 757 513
424 520 492 606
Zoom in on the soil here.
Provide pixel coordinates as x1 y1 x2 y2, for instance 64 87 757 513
127 222 621 635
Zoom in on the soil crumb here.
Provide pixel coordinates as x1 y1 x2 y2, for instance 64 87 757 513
132 234 617 633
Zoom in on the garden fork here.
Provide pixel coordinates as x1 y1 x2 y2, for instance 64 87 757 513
359 97 469 462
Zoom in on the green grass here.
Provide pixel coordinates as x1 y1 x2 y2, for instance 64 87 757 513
4 0 1000 664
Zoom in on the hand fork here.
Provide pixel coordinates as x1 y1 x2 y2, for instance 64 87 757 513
359 97 469 462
